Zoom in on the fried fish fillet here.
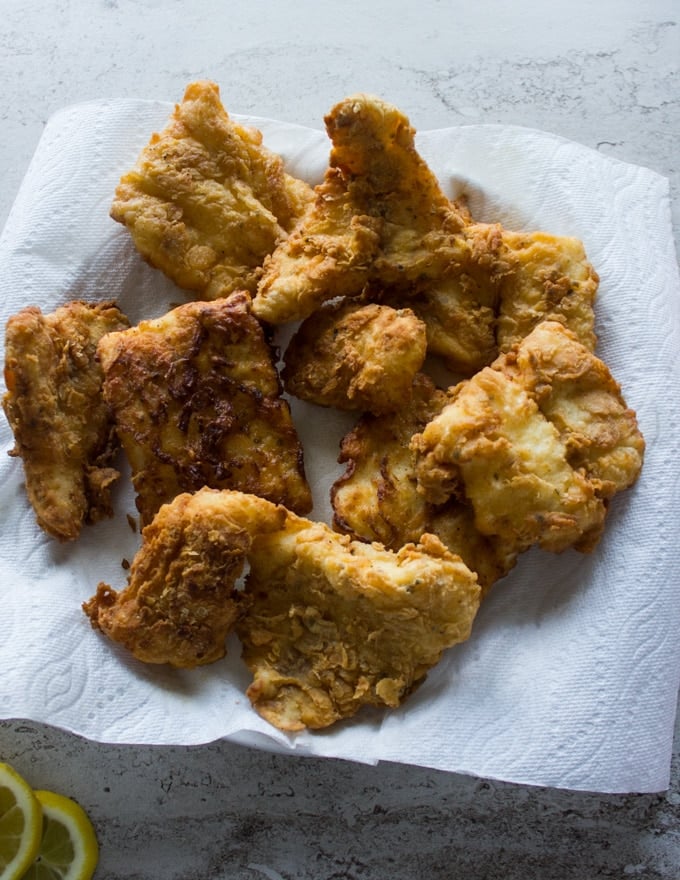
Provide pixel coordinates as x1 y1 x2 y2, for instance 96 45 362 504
239 516 480 731
282 301 427 413
110 80 313 300
84 489 286 667
253 93 598 378
413 366 606 552
331 373 446 546
84 486 480 720
411 322 643 554
3 300 130 541
396 224 598 372
97 291 312 526
378 221 507 375
497 229 599 352
252 94 490 326
501 321 644 498
331 373 518 594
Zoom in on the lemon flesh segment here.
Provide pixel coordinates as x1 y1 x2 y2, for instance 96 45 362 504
0 761 43 880
21 791 98 880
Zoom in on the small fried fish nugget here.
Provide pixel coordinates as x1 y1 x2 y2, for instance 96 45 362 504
412 322 644 554
501 321 644 499
3 300 130 541
392 222 507 375
282 301 427 414
332 373 447 547
251 170 382 324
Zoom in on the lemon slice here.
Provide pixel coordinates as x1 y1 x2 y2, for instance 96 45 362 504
20 791 98 880
0 761 42 880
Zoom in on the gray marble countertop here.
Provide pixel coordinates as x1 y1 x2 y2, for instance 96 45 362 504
1 2 679 877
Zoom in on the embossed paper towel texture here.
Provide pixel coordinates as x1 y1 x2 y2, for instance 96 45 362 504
0 100 679 792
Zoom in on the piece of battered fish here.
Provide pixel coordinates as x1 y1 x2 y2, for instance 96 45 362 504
282 301 427 414
111 80 313 300
331 373 446 547
413 366 606 553
3 300 130 541
497 229 599 352
391 226 597 372
378 221 507 375
411 322 643 554
239 516 480 731
252 94 493 326
331 373 518 594
501 321 645 498
84 486 480 720
97 291 312 526
84 489 287 667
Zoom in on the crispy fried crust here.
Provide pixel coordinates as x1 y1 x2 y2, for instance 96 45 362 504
239 518 480 731
84 490 287 667
110 80 313 300
253 94 598 378
380 222 507 374
84 487 480 718
501 321 644 497
252 93 475 324
414 366 607 552
331 373 446 546
411 322 643 554
251 170 383 324
97 291 312 525
3 300 130 540
282 301 427 413
331 373 517 593
497 229 599 352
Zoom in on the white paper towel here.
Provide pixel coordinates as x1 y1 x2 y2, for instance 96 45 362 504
1 99 679 793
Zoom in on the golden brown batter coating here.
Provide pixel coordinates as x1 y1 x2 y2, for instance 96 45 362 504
97 291 312 525
501 321 644 498
331 373 517 594
84 489 287 667
111 80 313 300
282 301 427 413
414 366 607 552
331 373 446 547
255 94 603 377
3 300 130 541
84 486 480 720
252 169 382 324
393 225 598 373
379 221 507 375
411 322 643 554
239 516 480 731
497 229 599 352
252 94 492 326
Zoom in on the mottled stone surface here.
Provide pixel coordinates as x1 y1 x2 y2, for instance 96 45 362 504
1 721 679 879
1 1 679 877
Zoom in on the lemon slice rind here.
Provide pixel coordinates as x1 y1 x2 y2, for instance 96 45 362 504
0 761 43 880
22 790 98 880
